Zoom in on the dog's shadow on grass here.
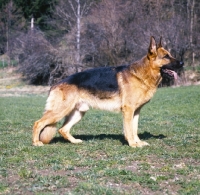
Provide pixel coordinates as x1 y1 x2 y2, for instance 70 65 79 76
52 131 166 145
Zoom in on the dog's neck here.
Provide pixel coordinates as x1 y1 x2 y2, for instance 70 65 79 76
129 56 162 88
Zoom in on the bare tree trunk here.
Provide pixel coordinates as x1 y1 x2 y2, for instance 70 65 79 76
54 0 93 72
6 22 9 55
76 0 81 71
189 0 195 70
7 0 15 66
31 17 34 30
29 16 34 55
6 1 12 61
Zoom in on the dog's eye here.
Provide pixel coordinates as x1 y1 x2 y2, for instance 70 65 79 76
164 54 170 59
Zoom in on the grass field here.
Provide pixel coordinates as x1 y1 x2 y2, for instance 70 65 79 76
0 85 200 194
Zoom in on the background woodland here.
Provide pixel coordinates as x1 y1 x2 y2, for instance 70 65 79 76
0 0 199 85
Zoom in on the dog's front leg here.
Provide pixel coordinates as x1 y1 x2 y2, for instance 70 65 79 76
132 108 149 147
123 107 149 147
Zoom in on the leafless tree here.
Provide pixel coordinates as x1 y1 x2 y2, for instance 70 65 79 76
17 27 57 85
187 0 196 70
0 0 15 58
54 0 93 71
83 0 133 67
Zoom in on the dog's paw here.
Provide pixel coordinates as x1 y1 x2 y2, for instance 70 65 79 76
33 141 44 146
71 139 83 144
129 141 149 148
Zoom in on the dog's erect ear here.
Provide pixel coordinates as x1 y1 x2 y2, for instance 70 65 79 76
157 37 162 48
148 36 157 55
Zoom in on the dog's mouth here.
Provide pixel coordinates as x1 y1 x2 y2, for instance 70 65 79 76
161 68 178 80
161 60 184 80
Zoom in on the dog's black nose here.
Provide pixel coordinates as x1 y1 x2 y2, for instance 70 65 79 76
180 61 184 66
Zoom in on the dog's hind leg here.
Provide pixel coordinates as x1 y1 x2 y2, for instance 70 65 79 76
33 85 78 146
58 102 89 144
33 110 66 146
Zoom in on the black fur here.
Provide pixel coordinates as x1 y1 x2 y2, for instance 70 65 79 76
61 65 128 94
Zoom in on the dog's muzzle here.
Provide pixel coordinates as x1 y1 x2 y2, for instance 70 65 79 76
161 60 184 80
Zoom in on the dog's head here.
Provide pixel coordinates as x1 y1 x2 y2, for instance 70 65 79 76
148 36 184 80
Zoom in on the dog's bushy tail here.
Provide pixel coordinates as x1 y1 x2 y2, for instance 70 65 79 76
39 125 57 144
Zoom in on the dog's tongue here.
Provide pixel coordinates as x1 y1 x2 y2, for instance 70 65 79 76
165 69 178 80
171 70 178 80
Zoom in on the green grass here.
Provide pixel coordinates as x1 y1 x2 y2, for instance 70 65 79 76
0 86 200 194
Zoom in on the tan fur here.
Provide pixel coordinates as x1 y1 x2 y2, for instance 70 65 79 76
39 125 57 144
32 37 179 147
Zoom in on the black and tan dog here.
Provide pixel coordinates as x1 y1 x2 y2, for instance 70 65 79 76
33 36 183 147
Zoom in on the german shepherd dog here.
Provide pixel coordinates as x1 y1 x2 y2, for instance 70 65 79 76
33 37 184 147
